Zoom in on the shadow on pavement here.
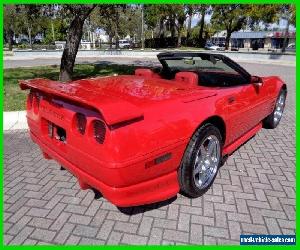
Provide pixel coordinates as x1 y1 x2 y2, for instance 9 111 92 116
117 196 177 215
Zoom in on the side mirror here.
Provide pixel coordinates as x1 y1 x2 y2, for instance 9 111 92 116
251 76 263 87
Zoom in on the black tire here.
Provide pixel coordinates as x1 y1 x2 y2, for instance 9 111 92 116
263 88 287 129
178 123 223 198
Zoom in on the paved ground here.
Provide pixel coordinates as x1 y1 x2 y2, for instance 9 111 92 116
4 63 295 245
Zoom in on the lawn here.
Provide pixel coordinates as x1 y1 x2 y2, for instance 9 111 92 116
3 63 135 111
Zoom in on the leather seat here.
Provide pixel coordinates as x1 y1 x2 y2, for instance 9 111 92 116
174 72 199 87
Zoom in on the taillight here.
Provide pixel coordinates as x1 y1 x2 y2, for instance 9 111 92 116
75 113 87 135
93 120 106 144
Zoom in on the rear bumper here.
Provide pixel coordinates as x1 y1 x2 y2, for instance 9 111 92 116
31 132 180 207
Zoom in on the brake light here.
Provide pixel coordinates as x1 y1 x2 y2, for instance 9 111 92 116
93 120 106 144
75 113 87 135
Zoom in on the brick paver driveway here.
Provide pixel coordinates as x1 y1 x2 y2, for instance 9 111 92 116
4 63 295 245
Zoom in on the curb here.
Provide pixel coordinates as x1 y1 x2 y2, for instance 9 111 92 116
3 111 28 131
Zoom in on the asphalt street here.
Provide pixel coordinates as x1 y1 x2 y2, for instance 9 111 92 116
4 60 295 245
4 57 160 69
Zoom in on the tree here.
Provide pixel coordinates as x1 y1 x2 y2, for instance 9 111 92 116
4 5 17 51
211 5 248 49
196 5 211 47
246 4 282 30
17 5 43 49
59 5 95 82
172 5 186 47
279 5 295 52
185 5 194 42
90 5 127 49
144 5 170 39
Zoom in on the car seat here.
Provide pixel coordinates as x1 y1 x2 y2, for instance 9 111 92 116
174 72 199 87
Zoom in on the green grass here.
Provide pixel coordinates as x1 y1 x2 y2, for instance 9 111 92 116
4 63 135 111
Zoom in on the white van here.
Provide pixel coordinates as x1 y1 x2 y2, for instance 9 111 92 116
118 40 131 49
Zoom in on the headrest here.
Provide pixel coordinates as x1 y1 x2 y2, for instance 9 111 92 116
175 72 199 87
135 68 155 78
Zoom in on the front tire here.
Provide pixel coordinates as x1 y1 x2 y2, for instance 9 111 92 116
263 88 287 129
178 124 222 197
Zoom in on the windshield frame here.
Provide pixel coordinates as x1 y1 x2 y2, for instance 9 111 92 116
157 52 252 83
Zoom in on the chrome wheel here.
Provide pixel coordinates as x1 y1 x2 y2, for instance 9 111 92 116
274 91 286 125
193 135 220 190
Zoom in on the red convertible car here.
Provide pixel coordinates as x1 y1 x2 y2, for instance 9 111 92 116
19 52 286 207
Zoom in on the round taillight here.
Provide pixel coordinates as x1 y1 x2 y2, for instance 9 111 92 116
75 113 87 135
93 120 106 144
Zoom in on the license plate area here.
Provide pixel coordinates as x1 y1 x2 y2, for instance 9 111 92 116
48 121 67 143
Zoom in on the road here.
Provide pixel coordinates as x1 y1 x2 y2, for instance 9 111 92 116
4 62 295 245
4 57 160 69
4 55 295 69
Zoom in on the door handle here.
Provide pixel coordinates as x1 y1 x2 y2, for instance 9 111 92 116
228 96 235 104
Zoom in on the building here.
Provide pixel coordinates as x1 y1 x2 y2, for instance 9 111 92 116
211 30 296 49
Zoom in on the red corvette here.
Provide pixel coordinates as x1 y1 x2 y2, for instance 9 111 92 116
19 52 287 207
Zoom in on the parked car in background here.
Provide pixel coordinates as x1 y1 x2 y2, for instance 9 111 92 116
204 42 225 51
286 43 296 52
231 46 239 51
118 39 131 49
17 38 29 45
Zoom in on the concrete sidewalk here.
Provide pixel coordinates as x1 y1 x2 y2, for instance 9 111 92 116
3 111 28 131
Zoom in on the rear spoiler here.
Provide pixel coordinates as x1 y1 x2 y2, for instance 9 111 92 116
19 78 144 126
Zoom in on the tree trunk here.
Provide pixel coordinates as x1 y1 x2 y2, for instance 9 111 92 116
59 17 85 82
7 28 14 51
170 17 176 39
225 30 231 50
109 34 113 49
282 18 290 53
177 28 182 48
186 14 192 42
115 10 120 49
115 33 119 49
28 27 32 49
198 8 206 47
51 21 55 42
159 18 164 39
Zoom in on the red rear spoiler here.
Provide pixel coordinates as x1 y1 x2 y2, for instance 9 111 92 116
19 78 144 126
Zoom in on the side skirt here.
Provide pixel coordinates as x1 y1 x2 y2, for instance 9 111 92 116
222 122 262 156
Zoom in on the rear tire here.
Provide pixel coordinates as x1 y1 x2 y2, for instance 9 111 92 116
178 124 222 197
263 88 287 129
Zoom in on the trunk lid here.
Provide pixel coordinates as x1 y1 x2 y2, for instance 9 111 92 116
20 75 217 125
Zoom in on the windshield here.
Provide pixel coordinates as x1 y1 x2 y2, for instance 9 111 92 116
162 55 237 74
158 53 250 87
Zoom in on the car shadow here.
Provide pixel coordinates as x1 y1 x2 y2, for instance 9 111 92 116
116 196 177 215
220 134 257 167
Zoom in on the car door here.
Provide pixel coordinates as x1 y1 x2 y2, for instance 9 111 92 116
225 80 270 144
